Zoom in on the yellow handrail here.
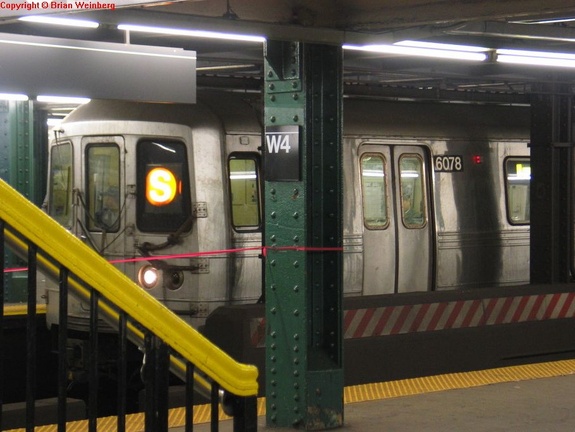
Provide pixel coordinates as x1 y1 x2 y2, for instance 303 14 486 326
0 178 258 397
3 226 214 397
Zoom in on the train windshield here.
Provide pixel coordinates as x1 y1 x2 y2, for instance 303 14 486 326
48 142 73 228
86 144 121 232
136 140 192 233
505 158 531 225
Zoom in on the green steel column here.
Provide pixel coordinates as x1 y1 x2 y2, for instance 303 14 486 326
0 100 37 302
264 41 343 430
529 84 573 283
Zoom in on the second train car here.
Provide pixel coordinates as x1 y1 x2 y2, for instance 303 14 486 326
43 91 532 333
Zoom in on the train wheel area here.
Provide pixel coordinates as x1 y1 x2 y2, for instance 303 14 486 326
203 283 575 393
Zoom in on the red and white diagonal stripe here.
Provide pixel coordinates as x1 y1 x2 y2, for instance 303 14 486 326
249 292 575 346
344 292 575 339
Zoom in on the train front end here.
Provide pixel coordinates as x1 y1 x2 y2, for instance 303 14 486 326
43 97 263 337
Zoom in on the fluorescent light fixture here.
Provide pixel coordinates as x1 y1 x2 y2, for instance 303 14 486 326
19 15 99 29
513 17 575 24
0 93 28 101
117 24 266 43
47 118 63 128
343 43 488 61
496 48 575 68
395 40 489 53
37 95 91 104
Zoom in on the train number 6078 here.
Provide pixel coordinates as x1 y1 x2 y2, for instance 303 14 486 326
434 155 463 172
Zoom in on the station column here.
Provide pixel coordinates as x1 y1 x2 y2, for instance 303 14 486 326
263 41 344 429
529 84 573 283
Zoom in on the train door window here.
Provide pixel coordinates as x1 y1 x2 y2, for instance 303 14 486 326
399 154 427 229
228 154 261 230
86 144 121 232
48 142 73 228
136 140 192 232
505 158 530 225
360 153 389 229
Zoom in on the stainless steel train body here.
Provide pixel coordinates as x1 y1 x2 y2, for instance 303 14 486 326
44 92 531 330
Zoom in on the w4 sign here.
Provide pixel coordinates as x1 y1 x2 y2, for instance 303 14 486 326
265 125 300 181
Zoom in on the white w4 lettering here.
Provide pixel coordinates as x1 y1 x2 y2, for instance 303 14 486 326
266 134 292 154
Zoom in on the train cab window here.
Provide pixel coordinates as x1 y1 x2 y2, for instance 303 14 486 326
86 144 121 232
360 154 389 229
399 155 427 229
136 140 192 233
228 154 261 230
48 142 73 228
505 158 530 225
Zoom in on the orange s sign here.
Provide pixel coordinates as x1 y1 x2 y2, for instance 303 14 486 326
146 167 177 206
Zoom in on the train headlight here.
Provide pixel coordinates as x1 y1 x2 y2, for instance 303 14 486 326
138 265 159 289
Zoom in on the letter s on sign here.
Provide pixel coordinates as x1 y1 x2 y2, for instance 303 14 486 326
146 167 177 206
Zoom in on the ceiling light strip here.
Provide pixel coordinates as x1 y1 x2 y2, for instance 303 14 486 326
496 48 575 68
394 40 489 53
117 24 266 43
0 93 29 101
18 15 99 28
37 95 91 104
343 44 488 61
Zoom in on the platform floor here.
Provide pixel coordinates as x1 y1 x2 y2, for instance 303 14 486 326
183 360 575 432
15 359 575 431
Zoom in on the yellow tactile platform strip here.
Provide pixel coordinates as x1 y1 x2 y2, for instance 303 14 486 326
4 304 46 316
8 359 575 432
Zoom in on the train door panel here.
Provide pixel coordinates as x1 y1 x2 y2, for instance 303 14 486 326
227 151 263 303
395 147 432 292
359 146 396 295
359 144 432 295
81 136 130 260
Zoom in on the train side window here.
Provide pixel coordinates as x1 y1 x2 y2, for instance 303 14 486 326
48 142 73 228
228 154 261 231
399 154 427 229
360 153 389 229
86 144 121 232
505 158 530 225
136 140 192 233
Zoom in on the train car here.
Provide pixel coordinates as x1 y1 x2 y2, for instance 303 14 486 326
42 91 531 377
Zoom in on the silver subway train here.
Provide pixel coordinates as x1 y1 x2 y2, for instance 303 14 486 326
44 91 531 331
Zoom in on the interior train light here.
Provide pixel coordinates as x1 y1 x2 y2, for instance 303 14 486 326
117 24 266 43
496 49 575 68
516 163 531 179
146 167 177 206
138 265 158 289
19 16 99 29
230 171 257 180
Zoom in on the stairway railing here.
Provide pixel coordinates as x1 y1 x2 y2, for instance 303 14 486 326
0 178 258 431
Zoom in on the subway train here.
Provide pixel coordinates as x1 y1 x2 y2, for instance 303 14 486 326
42 91 534 381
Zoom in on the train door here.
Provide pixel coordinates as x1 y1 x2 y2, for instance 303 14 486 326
81 136 131 262
359 144 432 294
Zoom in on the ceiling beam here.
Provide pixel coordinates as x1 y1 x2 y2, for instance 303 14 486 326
446 21 575 44
335 0 575 30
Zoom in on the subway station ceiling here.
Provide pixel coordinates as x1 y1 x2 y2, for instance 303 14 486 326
3 0 575 105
